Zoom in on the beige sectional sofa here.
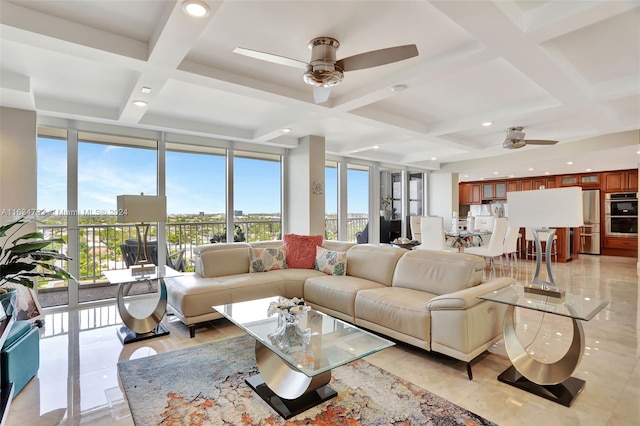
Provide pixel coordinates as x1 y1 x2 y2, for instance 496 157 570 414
164 240 514 379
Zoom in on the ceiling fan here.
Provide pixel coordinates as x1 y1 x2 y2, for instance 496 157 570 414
233 37 418 103
503 126 559 149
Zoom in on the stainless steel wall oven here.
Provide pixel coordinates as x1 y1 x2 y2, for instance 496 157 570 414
605 193 638 237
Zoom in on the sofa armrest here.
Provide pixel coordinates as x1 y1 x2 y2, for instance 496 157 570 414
426 277 514 310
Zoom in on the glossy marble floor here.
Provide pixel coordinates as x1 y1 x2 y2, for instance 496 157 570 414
6 255 639 426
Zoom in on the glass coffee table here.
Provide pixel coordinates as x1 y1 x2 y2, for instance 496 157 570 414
213 296 394 419
479 284 609 406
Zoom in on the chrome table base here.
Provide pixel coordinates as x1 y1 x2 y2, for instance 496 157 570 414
500 304 586 406
116 278 169 344
248 341 337 419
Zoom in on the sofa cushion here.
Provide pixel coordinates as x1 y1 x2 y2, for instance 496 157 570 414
346 244 405 286
392 250 484 295
355 287 435 343
194 243 251 278
315 246 347 276
250 246 287 272
304 275 385 318
283 234 323 269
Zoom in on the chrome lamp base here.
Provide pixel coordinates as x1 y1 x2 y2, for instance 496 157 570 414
527 228 565 300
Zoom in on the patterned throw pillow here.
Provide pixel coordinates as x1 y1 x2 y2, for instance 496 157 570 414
315 246 347 276
283 234 324 269
250 246 287 272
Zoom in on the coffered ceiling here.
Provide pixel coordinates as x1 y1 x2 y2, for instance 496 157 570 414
1 1 639 181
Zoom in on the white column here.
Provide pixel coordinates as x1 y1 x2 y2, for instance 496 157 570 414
285 135 325 235
428 172 459 231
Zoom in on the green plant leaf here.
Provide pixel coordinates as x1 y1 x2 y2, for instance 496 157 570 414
8 241 54 254
11 231 44 244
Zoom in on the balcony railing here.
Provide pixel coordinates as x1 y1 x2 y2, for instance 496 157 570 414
38 216 369 287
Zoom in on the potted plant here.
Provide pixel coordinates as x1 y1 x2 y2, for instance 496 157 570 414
380 195 393 220
0 214 74 317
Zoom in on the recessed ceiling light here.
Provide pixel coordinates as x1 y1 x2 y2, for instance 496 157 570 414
464 174 469 178
281 128 291 133
391 84 407 92
482 121 493 127
544 172 550 175
132 100 147 107
586 168 592 171
566 161 574 165
182 1 210 17
637 151 640 154
509 174 515 178
372 145 380 150
493 171 499 175
528 167 534 171
431 157 437 161
141 87 152 94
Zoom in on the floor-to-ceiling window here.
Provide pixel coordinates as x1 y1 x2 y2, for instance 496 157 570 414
77 133 158 303
347 164 369 242
325 161 338 240
166 144 226 264
233 151 282 241
36 129 69 307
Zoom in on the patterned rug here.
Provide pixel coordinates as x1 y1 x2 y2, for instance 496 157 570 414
118 335 496 425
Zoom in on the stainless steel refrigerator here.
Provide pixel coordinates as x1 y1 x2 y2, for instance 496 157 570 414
580 189 600 254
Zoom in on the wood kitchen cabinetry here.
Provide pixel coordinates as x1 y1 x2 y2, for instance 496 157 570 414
482 181 506 200
559 173 599 188
459 183 481 204
603 170 638 192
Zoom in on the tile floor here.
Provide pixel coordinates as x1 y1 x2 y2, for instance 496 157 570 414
5 255 639 425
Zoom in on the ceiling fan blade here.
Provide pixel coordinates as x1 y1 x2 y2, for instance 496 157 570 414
526 140 558 146
337 44 418 72
233 47 308 70
313 86 332 104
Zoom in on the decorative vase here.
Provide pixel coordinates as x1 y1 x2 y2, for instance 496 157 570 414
0 288 18 317
268 310 311 353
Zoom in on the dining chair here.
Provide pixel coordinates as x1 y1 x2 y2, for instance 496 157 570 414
502 226 520 276
416 216 446 251
465 217 508 278
410 215 422 242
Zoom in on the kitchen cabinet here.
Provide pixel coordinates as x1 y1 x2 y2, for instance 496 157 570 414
459 183 481 204
482 181 506 200
559 174 597 187
506 181 520 193
602 236 637 257
604 170 638 192
532 177 557 190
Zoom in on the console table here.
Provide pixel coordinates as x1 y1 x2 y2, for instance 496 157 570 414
480 285 608 406
104 267 180 344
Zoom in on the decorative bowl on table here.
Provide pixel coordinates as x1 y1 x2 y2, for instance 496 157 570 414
392 238 421 250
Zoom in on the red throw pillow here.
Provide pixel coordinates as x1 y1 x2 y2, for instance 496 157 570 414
283 234 323 269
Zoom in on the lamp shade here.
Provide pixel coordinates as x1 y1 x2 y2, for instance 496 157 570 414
117 195 167 223
506 187 583 228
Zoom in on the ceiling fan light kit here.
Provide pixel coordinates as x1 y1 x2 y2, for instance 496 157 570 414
303 37 344 87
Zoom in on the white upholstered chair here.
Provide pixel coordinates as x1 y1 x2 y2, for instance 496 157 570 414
410 215 422 242
525 228 557 261
416 216 446 251
465 217 508 277
502 226 520 276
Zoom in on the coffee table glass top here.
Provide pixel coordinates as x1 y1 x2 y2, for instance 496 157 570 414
213 297 394 377
479 284 609 321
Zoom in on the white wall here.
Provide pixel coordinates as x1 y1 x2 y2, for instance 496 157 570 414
285 135 325 235
0 107 37 223
428 172 459 231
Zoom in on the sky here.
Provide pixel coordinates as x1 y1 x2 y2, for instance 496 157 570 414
36 137 369 216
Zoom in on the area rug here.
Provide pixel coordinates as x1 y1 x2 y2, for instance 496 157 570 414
118 335 496 426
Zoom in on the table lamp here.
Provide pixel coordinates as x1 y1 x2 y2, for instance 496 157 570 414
507 186 583 298
117 194 167 274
